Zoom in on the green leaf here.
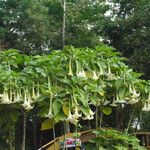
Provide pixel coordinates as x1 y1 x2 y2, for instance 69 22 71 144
101 106 112 115
41 119 53 131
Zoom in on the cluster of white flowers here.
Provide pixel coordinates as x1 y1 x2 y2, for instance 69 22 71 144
0 85 40 111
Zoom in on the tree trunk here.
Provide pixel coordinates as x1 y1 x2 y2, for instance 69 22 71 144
9 127 13 150
62 0 66 49
33 121 37 149
22 112 26 150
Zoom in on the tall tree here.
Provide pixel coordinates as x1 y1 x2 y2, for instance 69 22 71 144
104 0 150 79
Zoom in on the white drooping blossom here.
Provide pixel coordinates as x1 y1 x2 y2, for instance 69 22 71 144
31 86 37 100
92 71 99 80
129 85 140 98
82 109 94 120
106 65 117 80
103 100 110 106
142 102 150 111
45 93 54 119
77 69 86 78
83 115 94 120
73 106 81 119
128 85 140 104
128 98 139 105
110 99 117 107
1 90 12 104
13 90 21 103
22 90 33 111
45 107 54 119
115 93 126 104
66 109 78 124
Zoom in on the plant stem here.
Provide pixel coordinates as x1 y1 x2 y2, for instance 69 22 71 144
52 119 56 150
96 106 98 129
22 111 26 150
9 127 13 150
126 108 134 134
99 111 103 129
75 124 77 149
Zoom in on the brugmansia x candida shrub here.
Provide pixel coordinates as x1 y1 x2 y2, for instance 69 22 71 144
0 45 150 125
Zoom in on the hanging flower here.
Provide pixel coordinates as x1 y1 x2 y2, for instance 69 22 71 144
83 115 94 120
13 91 21 103
1 90 12 104
77 69 86 78
73 106 81 119
103 100 110 106
66 109 78 125
45 93 54 119
22 100 33 111
82 108 94 120
45 108 54 119
92 71 99 80
106 65 117 80
22 90 33 110
110 99 117 107
129 85 140 99
142 102 150 111
128 98 139 104
115 93 126 103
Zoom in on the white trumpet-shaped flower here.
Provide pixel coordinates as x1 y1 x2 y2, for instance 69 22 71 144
2 90 12 104
77 69 86 78
82 108 94 120
89 109 95 116
45 108 54 119
92 71 99 80
103 100 110 106
83 115 94 120
31 86 37 100
106 65 117 80
129 85 140 99
22 100 33 110
128 98 139 104
115 93 126 103
142 102 150 111
45 93 54 119
73 106 82 119
0 94 3 98
22 90 33 111
13 91 21 103
66 109 78 124
110 99 117 107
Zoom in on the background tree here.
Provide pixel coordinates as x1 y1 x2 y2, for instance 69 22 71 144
104 0 150 79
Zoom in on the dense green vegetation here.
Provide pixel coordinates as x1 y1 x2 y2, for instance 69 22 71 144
0 0 150 149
